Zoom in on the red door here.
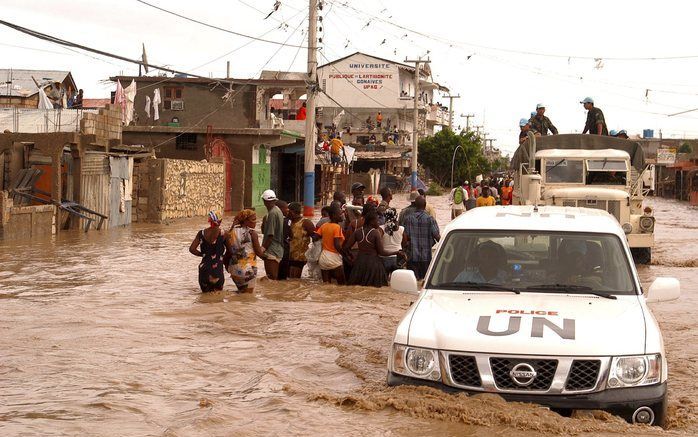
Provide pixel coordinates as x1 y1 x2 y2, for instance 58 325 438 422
210 138 233 211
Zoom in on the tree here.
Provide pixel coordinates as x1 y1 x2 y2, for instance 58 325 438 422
418 128 496 187
678 142 693 154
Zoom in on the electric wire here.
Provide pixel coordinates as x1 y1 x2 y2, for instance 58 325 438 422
148 12 310 150
327 0 698 62
134 0 307 48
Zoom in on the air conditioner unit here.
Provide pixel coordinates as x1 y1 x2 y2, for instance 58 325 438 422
170 100 184 111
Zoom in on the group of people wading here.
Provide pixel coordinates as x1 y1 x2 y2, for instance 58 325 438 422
188 182 451 292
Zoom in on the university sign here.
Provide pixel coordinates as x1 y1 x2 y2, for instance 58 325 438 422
328 73 393 90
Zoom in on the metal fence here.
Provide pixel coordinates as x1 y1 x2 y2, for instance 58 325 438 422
0 107 98 133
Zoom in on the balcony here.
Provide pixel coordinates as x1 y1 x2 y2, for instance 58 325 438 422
426 105 449 126
260 118 306 135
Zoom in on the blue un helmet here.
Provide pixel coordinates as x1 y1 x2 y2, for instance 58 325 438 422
609 129 618 137
519 118 529 127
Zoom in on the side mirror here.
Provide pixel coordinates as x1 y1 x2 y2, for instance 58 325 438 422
391 269 420 295
646 277 680 303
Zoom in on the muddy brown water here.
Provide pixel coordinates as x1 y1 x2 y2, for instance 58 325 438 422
0 196 696 436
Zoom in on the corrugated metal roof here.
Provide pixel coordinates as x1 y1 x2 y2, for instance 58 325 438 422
0 69 75 97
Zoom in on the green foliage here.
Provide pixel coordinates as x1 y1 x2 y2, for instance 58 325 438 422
426 181 444 196
678 143 693 154
418 128 501 187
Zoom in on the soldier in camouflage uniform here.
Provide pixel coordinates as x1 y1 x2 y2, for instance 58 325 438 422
529 103 558 135
580 97 608 135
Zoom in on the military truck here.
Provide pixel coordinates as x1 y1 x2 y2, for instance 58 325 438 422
511 134 655 264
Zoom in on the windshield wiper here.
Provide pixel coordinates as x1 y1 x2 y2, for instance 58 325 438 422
547 158 567 172
434 282 520 294
524 284 617 300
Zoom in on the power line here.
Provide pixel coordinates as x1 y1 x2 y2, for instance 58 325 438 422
149 13 310 150
134 0 307 49
327 0 698 62
0 18 247 83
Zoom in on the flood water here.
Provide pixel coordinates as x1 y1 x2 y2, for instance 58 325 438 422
1 195 696 436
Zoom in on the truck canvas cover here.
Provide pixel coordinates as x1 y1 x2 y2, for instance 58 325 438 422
511 134 646 171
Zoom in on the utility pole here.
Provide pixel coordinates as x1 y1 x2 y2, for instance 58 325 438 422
303 0 318 217
405 56 430 190
461 113 474 132
442 94 460 129
474 125 483 137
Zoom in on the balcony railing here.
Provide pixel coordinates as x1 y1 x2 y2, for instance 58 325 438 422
261 118 306 134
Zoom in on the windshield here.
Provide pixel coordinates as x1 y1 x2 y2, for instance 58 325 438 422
427 231 637 295
545 159 584 183
586 160 628 185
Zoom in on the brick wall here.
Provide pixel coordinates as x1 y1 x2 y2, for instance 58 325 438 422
132 158 224 222
79 103 122 146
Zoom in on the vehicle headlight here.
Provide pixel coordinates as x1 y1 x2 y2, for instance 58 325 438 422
622 222 633 234
607 354 661 388
639 216 655 232
391 344 441 381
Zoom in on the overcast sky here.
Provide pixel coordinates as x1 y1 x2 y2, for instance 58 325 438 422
3 0 698 154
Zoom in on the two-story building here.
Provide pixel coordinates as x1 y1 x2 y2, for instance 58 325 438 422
315 52 449 146
112 75 308 211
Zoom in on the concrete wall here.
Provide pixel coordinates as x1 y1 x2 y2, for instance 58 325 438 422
0 190 55 240
123 131 256 208
123 79 256 128
132 158 224 222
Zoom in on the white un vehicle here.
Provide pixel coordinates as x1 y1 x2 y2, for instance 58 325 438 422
388 205 680 427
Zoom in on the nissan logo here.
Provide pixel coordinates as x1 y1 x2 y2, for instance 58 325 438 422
510 363 537 386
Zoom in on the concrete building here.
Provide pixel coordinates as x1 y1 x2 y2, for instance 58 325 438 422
315 52 450 145
1 69 77 109
112 75 308 211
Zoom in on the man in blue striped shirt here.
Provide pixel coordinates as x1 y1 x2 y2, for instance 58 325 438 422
403 196 441 280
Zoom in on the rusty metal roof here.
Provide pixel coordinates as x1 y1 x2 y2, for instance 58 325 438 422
0 69 76 97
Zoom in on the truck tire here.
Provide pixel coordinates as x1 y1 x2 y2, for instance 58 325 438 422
632 248 651 265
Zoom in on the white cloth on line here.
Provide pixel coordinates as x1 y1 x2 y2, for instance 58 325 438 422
114 80 126 123
152 89 161 121
37 88 53 109
145 95 151 118
123 80 137 126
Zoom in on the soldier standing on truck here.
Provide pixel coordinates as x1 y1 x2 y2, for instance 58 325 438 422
519 118 539 145
580 97 608 135
529 103 558 135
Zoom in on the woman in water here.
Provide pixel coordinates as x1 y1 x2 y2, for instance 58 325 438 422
345 209 404 287
287 202 316 278
380 207 407 276
226 209 265 293
189 211 228 292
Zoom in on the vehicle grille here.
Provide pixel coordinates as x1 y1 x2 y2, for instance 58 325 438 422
448 355 482 387
490 358 558 391
565 360 601 391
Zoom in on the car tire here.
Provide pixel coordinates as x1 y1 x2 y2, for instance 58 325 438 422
631 247 651 265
